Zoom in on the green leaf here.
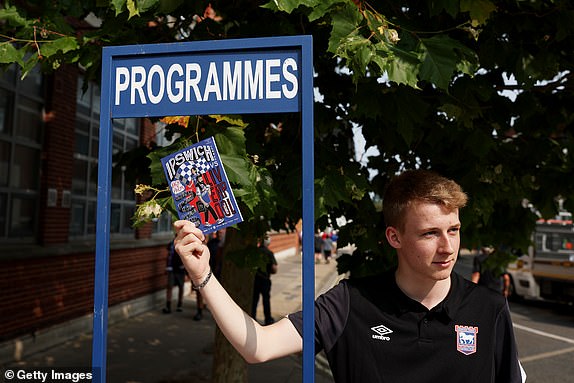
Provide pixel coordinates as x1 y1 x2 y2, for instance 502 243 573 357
327 2 363 54
262 0 347 21
334 34 378 81
439 103 463 120
253 167 278 214
40 36 78 57
382 47 421 89
0 43 24 66
419 35 476 90
308 0 347 22
111 0 127 16
363 9 386 38
314 170 366 219
236 164 277 215
261 0 320 13
236 189 259 215
418 36 457 90
456 57 477 75
260 1 280 11
127 0 140 18
461 0 497 27
357 43 373 65
136 0 159 13
316 173 351 208
428 0 460 18
210 115 249 129
20 53 39 79
219 154 251 186
0 5 31 27
336 35 369 60
214 127 247 156
148 150 168 185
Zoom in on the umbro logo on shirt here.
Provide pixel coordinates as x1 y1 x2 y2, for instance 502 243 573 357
371 324 393 341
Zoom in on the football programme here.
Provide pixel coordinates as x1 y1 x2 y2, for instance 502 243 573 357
161 136 243 234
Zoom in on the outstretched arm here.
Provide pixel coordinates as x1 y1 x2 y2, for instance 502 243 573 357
173 220 303 363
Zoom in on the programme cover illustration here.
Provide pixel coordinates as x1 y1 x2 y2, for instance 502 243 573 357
161 136 243 234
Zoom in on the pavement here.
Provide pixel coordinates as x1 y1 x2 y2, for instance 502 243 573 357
3 251 342 383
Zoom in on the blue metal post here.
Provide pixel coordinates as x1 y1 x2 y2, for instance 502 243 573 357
301 36 315 383
92 47 113 383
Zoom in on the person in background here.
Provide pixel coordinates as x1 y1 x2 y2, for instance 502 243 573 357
314 230 323 264
472 246 511 297
251 236 278 325
322 231 333 264
207 231 223 279
330 230 338 256
162 238 186 314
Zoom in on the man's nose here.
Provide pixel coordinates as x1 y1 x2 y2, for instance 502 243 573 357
438 233 455 253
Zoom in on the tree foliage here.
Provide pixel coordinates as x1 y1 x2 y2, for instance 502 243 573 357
1 0 573 266
2 0 574 377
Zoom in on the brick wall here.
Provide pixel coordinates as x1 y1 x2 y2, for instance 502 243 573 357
38 65 77 245
0 245 167 342
267 231 299 254
0 232 297 342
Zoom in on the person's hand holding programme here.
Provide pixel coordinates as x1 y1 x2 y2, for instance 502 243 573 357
173 220 211 287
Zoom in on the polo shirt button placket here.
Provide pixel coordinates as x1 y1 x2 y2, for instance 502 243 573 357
419 316 433 344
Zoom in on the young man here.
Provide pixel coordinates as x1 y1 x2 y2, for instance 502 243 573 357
173 169 525 382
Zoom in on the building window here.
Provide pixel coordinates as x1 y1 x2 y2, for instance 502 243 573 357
152 120 179 235
0 64 44 241
70 77 140 238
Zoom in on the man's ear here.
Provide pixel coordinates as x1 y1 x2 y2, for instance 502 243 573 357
385 226 401 249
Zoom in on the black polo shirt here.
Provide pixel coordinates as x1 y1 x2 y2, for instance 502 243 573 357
288 271 523 383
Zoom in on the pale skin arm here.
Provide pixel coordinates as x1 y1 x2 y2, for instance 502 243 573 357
173 220 303 363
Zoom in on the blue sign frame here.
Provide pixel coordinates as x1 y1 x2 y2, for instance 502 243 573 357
94 36 314 382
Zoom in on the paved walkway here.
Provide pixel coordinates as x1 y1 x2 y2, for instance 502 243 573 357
4 252 341 383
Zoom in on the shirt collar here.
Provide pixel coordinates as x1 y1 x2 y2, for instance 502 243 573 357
385 270 467 322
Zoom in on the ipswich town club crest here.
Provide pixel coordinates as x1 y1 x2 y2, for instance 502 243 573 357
455 325 478 355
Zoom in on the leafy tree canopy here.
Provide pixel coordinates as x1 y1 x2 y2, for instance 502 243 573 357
1 0 574 276
3 1 573 381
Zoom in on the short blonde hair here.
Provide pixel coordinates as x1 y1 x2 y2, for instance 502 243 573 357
383 169 468 229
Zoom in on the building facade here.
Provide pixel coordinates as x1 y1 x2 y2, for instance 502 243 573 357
0 63 298 363
0 63 173 354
